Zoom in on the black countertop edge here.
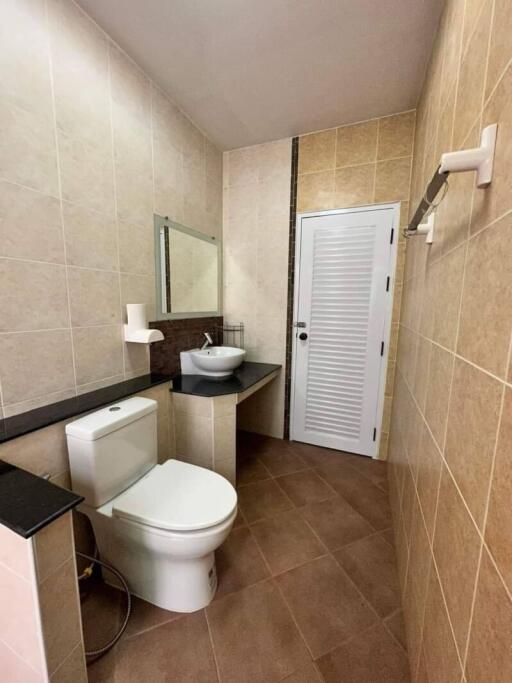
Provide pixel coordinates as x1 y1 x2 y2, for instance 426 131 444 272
0 460 83 539
171 361 282 397
0 373 172 445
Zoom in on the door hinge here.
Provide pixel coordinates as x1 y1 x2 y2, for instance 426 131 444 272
390 227 394 244
373 428 377 441
386 276 390 291
380 341 384 356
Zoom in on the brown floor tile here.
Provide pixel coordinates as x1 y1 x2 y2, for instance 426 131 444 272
231 506 246 529
300 496 375 551
206 579 311 683
215 527 269 598
113 611 218 682
289 441 347 468
237 478 293 523
316 622 411 683
380 528 395 547
334 533 401 618
277 555 376 659
123 594 182 640
236 455 272 486
281 660 323 682
80 579 123 654
316 462 392 529
258 444 310 476
250 509 326 575
384 609 407 651
275 470 337 506
87 648 117 682
343 453 389 491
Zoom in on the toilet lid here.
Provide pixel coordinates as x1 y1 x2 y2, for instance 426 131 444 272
111 459 237 532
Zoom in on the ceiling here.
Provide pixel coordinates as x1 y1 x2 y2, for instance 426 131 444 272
78 0 444 150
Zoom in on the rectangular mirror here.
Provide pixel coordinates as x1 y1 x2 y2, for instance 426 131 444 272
154 215 221 320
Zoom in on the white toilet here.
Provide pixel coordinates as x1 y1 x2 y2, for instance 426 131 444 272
65 396 237 613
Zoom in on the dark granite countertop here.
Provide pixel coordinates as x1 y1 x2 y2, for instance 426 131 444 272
171 361 281 397
0 461 83 538
0 373 172 445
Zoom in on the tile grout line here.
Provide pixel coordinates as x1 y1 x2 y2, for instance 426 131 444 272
461 364 510 672
44 0 79 400
203 610 222 683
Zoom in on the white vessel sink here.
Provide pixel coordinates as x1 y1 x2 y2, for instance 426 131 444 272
180 346 246 377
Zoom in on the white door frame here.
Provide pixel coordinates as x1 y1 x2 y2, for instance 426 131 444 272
289 202 400 459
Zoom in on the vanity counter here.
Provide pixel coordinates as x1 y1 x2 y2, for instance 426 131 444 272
0 373 172 445
171 361 281 398
0 460 83 538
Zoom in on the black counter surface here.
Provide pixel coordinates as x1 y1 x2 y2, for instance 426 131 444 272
0 461 83 538
0 373 172 445
171 362 281 397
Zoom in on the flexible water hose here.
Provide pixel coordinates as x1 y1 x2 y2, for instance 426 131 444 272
76 551 132 661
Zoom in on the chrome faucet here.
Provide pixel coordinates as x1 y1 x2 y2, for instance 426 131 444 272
200 332 214 350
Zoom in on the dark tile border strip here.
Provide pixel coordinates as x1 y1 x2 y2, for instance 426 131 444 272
283 137 299 439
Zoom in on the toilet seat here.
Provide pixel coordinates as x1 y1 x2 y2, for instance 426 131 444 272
111 459 237 533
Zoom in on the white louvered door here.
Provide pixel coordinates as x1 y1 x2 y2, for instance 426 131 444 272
290 205 398 457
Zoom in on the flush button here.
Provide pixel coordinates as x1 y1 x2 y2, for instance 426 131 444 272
109 406 121 412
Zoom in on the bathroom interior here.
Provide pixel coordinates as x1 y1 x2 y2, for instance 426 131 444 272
0 0 511 681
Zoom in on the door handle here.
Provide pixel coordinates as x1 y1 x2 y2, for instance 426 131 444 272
294 322 307 328
299 332 308 341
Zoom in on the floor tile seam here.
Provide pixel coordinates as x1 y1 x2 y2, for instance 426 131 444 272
203 606 222 683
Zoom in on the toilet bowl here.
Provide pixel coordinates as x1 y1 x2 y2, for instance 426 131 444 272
66 397 237 613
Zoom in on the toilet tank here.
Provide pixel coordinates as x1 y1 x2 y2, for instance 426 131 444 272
66 397 158 507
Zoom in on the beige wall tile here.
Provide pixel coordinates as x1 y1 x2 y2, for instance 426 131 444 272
432 243 466 350
51 643 87 683
297 170 334 212
0 181 64 263
334 163 374 208
72 324 124 385
424 344 454 448
48 0 110 146
258 139 292 182
39 558 82 674
0 420 69 480
485 0 512 100
374 157 411 203
453 0 492 149
58 131 115 215
34 513 73 583
336 120 378 167
444 359 502 528
458 213 512 378
0 259 69 332
0 99 59 197
485 388 512 592
118 220 154 275
0 553 46 674
471 62 512 234
421 566 464 681
298 129 336 174
465 548 512 682
0 329 75 406
120 273 156 322
123 341 150 378
175 411 213 468
439 0 464 106
0 639 44 683
67 267 121 326
377 111 415 160
0 523 33 579
433 466 482 655
63 202 118 271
